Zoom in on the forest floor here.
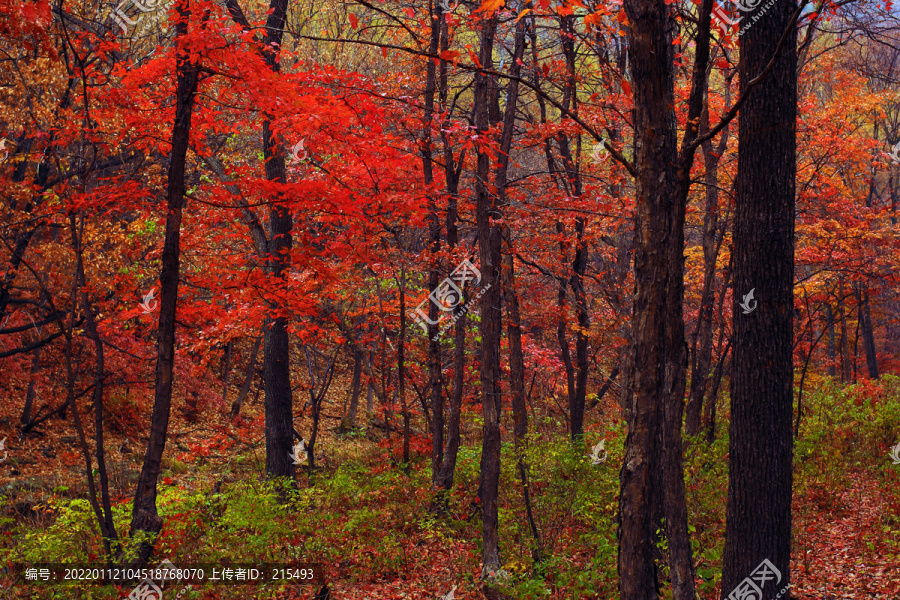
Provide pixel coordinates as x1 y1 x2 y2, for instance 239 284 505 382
1 377 899 599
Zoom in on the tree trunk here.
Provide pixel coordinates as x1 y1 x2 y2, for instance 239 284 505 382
722 0 797 593
434 302 466 490
856 284 878 379
504 250 542 557
620 0 711 594
421 0 444 487
398 267 410 470
69 215 120 565
686 97 729 437
129 2 199 564
825 303 836 377
838 283 851 382
474 8 502 578
366 350 374 419
261 0 295 481
433 2 465 492
20 347 40 428
221 340 233 401
231 334 262 419
340 349 362 431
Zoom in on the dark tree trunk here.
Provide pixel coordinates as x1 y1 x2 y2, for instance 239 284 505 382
431 7 467 492
20 347 40 428
555 11 588 442
473 9 502 578
340 349 362 431
434 302 466 490
838 284 851 382
221 340 233 400
496 10 538 554
856 284 878 379
231 334 262 419
704 339 731 444
504 251 542 557
421 0 444 488
129 1 199 564
722 0 797 593
686 98 729 437
69 216 119 565
261 0 294 481
825 303 836 377
619 0 712 593
398 267 410 470
617 0 674 590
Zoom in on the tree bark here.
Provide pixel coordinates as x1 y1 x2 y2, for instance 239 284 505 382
473 7 502 578
825 303 836 377
129 0 199 564
261 0 295 481
722 0 797 593
686 96 730 437
340 348 362 431
619 0 711 594
231 334 262 419
20 347 41 428
422 0 444 488
856 283 878 378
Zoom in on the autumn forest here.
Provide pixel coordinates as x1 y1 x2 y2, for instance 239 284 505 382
1 0 899 598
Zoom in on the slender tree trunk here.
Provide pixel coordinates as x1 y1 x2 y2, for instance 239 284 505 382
340 349 362 431
221 340 233 400
554 12 588 442
686 98 729 437
473 9 502 578
398 267 410 470
494 9 538 556
69 215 120 564
129 2 199 564
421 0 444 487
722 0 797 593
20 347 40 428
231 334 262 418
366 350 374 420
838 284 850 382
825 303 836 377
504 250 542 558
261 0 294 481
856 284 878 379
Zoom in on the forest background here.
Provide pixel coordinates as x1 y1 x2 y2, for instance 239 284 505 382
1 0 899 598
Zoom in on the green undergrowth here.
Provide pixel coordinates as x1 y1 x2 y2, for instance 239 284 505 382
3 377 899 598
